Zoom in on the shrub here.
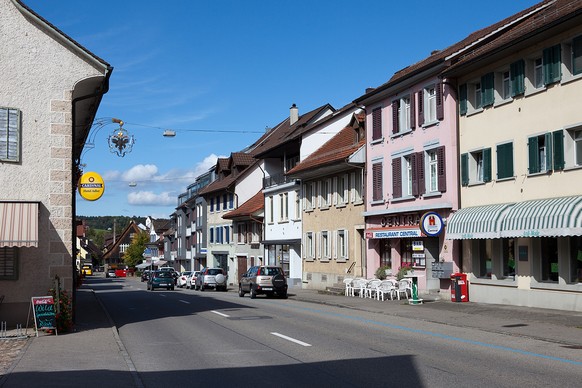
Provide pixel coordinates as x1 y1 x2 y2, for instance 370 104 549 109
375 265 391 280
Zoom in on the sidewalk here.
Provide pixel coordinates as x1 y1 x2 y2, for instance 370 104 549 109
2 278 581 387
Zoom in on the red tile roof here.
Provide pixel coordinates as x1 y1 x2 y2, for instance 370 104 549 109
222 191 264 219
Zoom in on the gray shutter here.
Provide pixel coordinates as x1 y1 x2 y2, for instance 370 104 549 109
459 84 467 116
553 130 565 171
483 148 492 182
528 137 539 174
461 153 469 186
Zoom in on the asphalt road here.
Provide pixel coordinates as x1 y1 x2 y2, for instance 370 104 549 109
93 277 582 388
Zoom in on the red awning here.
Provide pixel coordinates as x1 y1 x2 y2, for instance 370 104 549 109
0 202 39 247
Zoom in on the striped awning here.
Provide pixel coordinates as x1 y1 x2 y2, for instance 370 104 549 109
0 202 39 247
500 196 582 238
446 203 513 239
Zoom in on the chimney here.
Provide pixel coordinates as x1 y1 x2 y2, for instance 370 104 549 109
290 103 299 125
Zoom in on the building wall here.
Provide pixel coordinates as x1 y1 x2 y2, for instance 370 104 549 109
0 0 107 324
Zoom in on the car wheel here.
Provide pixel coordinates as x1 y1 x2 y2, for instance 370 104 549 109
238 285 245 297
250 284 257 299
278 292 288 299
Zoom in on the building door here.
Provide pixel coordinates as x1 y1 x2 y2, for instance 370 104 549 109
237 256 247 283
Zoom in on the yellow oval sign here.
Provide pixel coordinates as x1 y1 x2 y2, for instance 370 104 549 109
78 171 105 201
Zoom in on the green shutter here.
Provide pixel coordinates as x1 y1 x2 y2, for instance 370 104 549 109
545 132 552 172
481 72 495 107
553 130 565 170
528 136 539 174
461 153 469 186
483 148 492 182
543 44 561 85
496 142 514 179
459 84 467 116
510 59 525 96
573 36 582 75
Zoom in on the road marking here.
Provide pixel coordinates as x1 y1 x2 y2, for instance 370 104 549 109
271 332 312 347
159 294 166 297
211 310 230 318
179 300 190 304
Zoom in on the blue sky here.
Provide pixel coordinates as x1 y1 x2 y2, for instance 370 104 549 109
25 0 539 218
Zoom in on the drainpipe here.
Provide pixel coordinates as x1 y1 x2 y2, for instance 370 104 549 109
70 67 113 322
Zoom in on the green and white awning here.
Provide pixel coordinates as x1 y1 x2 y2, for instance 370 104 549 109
500 196 582 238
446 203 512 239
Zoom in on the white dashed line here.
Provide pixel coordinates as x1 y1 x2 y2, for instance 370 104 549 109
211 310 230 318
271 332 312 347
179 300 190 304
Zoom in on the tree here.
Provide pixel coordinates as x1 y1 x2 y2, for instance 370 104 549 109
123 231 149 268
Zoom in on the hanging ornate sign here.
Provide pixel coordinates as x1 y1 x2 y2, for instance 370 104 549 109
107 119 135 157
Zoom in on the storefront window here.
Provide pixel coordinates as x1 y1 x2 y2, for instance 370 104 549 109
502 238 516 278
476 240 492 279
541 237 558 282
380 240 391 268
402 240 413 267
571 236 582 283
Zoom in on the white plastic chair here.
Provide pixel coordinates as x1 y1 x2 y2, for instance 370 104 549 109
378 279 397 301
351 278 368 297
396 279 412 300
365 279 382 299
343 278 354 297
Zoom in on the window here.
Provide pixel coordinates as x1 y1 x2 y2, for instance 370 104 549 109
404 155 413 196
337 230 348 261
526 45 562 92
209 227 214 244
502 71 510 99
534 57 544 88
320 179 331 208
350 171 363 204
392 95 414 134
305 232 315 261
0 247 18 280
294 190 301 219
573 36 582 75
224 225 230 244
461 148 491 186
570 236 582 283
475 82 482 109
528 133 551 174
419 83 443 125
304 182 315 211
564 127 582 168
222 194 228 211
210 198 214 212
321 231 330 260
371 107 382 141
496 142 514 179
540 237 559 282
0 107 20 162
428 150 438 192
285 154 299 172
268 196 274 223
229 194 234 209
237 223 247 244
503 239 516 278
371 162 383 202
425 86 436 123
336 174 348 206
494 68 512 102
279 192 288 221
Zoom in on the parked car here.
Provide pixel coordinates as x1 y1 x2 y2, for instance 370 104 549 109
176 271 192 288
195 268 227 291
186 271 201 289
106 269 116 278
239 266 288 299
147 270 175 291
158 266 178 284
141 270 151 282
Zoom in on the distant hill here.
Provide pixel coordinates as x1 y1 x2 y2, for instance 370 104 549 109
78 215 147 231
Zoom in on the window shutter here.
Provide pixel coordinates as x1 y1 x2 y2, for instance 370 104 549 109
316 232 321 260
392 100 399 134
461 153 469 186
528 137 539 174
417 151 425 195
411 153 419 196
344 230 349 259
372 163 383 201
436 82 444 120
553 130 565 171
372 107 382 140
417 89 425 126
483 148 492 182
410 93 416 129
545 132 553 172
543 44 561 85
459 84 467 115
437 146 447 192
510 59 525 96
332 231 337 260
481 73 495 107
392 158 402 198
496 143 514 179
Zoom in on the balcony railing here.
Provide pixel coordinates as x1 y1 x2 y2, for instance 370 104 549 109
263 173 299 189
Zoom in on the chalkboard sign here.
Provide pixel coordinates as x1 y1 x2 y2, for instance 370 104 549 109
31 296 57 336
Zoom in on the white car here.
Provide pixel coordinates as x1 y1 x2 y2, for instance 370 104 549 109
176 271 192 288
196 268 227 291
186 271 201 289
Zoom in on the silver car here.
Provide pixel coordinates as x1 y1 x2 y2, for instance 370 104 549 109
196 268 227 291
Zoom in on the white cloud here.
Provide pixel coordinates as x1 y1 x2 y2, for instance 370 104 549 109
127 191 176 206
122 164 159 181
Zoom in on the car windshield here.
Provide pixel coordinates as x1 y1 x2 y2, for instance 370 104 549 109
258 267 282 276
156 272 172 278
183 271 192 276
207 269 222 275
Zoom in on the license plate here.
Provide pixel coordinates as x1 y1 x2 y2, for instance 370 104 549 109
262 287 273 291
159 283 168 286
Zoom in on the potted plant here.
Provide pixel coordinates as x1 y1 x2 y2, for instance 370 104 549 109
397 264 413 280
375 265 392 280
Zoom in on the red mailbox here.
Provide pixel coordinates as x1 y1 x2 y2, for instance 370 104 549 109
450 273 469 302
